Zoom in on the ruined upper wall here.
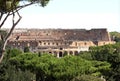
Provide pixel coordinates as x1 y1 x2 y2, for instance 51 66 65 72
9 28 111 41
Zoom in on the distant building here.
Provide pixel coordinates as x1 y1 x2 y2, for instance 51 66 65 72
7 28 115 57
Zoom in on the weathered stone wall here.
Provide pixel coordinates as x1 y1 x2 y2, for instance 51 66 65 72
7 28 115 57
9 28 111 41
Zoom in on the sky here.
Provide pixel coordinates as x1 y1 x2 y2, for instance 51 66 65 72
3 0 120 32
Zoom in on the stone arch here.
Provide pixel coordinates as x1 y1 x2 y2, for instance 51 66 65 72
49 51 52 54
69 51 73 55
38 41 42 46
52 42 55 45
59 51 63 57
74 51 79 55
56 43 58 46
44 42 46 45
59 47 63 50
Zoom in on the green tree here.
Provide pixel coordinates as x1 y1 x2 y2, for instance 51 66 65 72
90 44 115 61
9 53 110 81
0 0 50 63
78 51 93 60
8 48 22 57
89 43 120 81
110 31 120 42
107 51 120 81
0 49 35 81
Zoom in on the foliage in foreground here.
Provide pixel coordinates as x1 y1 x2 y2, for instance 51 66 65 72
1 42 120 81
8 52 109 81
89 43 120 81
110 31 120 42
0 47 109 81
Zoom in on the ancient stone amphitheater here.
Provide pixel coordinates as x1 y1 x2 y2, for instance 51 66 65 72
7 28 115 57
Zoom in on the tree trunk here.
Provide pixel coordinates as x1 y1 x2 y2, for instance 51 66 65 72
0 11 21 63
0 51 4 63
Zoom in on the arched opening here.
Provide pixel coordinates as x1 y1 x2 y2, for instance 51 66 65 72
69 51 73 55
60 48 63 50
74 51 79 55
59 51 63 57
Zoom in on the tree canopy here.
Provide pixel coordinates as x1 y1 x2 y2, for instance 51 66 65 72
110 31 120 42
0 0 50 13
2 43 120 81
8 53 109 81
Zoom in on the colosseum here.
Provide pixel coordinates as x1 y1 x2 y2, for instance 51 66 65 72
7 28 115 57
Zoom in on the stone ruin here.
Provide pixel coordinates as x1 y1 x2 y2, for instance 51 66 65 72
7 28 115 57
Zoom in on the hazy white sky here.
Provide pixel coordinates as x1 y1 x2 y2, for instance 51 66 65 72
4 0 120 32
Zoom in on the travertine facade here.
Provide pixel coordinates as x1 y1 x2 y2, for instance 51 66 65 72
7 28 115 57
